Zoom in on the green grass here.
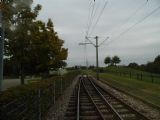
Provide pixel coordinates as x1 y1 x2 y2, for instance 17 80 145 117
105 66 160 76
87 70 160 108
104 66 160 84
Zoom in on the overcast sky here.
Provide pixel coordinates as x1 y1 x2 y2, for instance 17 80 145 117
34 0 160 67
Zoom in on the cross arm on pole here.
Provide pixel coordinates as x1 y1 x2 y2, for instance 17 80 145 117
79 42 92 45
85 36 96 47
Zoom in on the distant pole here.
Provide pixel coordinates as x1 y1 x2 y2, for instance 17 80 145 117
95 36 99 80
0 9 4 91
79 42 92 69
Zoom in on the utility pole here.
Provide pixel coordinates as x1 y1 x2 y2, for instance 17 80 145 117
0 8 4 91
95 36 99 80
79 42 92 69
85 36 109 81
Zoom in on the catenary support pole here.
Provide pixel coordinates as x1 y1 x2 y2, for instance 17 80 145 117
95 36 99 80
82 36 109 80
79 42 92 69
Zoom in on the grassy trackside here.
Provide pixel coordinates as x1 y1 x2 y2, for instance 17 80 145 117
104 66 160 84
105 66 150 74
88 71 160 108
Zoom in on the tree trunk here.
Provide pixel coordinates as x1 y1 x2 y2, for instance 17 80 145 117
20 63 25 85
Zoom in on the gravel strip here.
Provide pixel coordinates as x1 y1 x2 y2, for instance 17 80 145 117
45 76 79 120
91 77 160 120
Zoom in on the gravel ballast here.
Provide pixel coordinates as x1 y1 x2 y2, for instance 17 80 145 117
45 75 160 120
92 77 160 120
45 76 79 120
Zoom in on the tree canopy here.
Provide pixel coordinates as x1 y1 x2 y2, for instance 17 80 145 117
3 1 68 84
128 62 139 69
104 56 111 66
104 56 121 66
128 55 160 74
145 55 160 74
112 56 121 65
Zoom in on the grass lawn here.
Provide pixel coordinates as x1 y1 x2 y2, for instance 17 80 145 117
88 70 160 108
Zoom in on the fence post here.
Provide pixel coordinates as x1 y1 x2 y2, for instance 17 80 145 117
141 73 142 80
137 73 139 80
60 76 62 95
130 72 131 79
63 77 65 90
151 74 154 83
38 89 41 120
53 80 56 104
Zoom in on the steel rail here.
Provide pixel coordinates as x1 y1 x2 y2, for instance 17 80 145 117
76 79 81 120
96 83 150 120
90 77 150 120
87 77 123 120
81 79 105 120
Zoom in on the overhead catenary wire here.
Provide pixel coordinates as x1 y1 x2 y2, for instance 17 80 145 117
105 4 160 46
120 0 149 28
86 0 96 36
83 0 109 68
88 0 108 37
83 0 97 67
108 0 149 37
85 1 93 33
99 36 109 46
91 0 101 29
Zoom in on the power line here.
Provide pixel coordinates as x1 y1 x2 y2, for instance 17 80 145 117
91 0 101 28
99 36 109 46
86 1 96 36
85 1 93 34
88 0 108 36
87 0 102 35
106 4 160 46
108 0 148 37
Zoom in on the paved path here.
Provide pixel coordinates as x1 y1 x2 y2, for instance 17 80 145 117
2 78 40 91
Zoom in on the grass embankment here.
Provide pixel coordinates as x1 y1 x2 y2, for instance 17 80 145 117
105 66 160 76
87 67 160 108
105 66 160 84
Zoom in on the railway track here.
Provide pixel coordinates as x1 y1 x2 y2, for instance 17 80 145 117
64 76 150 120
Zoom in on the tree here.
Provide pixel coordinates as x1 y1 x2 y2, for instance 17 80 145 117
104 56 111 66
128 62 139 69
112 56 121 66
30 19 68 72
4 2 68 84
154 55 160 64
153 55 160 73
138 55 160 74
5 1 42 84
